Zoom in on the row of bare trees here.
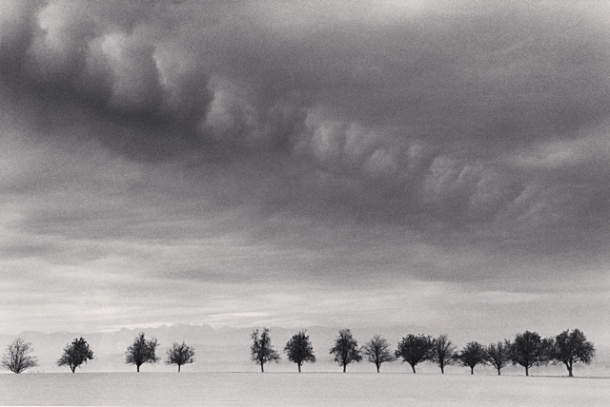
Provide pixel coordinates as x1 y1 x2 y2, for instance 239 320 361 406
251 328 596 377
2 328 595 377
1 333 195 374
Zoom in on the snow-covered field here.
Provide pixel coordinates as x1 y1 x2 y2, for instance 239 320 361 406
0 372 608 406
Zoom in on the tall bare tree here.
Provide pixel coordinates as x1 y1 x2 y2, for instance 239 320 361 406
430 334 456 374
510 330 552 376
166 342 195 372
486 340 511 375
395 334 433 373
251 328 280 373
57 337 94 373
550 329 595 377
284 330 316 372
125 333 160 372
455 341 487 375
329 329 362 373
2 338 38 374
361 335 395 373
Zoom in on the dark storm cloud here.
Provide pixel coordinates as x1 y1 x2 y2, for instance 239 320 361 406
2 0 610 284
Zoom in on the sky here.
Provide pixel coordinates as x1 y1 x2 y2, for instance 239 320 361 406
1 0 609 345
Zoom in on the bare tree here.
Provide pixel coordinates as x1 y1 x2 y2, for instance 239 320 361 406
166 342 195 372
455 341 487 375
430 334 456 374
57 337 94 373
251 328 280 373
2 338 38 374
329 329 362 373
284 330 315 372
510 330 552 376
486 340 511 375
125 333 160 372
550 329 595 377
395 334 433 373
361 336 395 373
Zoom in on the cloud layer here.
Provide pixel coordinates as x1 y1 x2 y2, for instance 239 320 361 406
1 0 609 340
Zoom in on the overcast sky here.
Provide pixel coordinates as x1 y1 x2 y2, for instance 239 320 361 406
1 0 609 345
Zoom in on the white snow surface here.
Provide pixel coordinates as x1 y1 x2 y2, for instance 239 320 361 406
0 372 608 406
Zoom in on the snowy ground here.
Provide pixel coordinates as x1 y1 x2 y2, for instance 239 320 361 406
0 372 608 406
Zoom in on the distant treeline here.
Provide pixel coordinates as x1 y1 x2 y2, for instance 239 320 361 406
1 328 595 377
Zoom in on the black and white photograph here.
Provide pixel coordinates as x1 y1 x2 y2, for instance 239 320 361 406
1 0 609 405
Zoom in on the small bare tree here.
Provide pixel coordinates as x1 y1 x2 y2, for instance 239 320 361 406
486 340 511 375
125 333 160 372
166 342 195 372
430 334 456 374
330 329 362 373
361 336 395 373
57 337 94 373
284 330 316 372
2 338 38 374
251 328 280 373
455 341 487 375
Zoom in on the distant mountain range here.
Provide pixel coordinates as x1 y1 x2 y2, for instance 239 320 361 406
1 324 608 376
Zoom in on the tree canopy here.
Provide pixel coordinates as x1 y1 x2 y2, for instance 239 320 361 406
395 334 433 373
2 338 38 374
166 342 195 372
455 341 487 375
361 335 395 373
510 331 552 376
430 334 456 374
284 330 316 372
57 337 94 373
329 329 362 373
486 340 512 376
125 332 160 372
251 328 280 373
550 329 595 377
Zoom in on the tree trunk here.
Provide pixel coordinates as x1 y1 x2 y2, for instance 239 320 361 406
178 365 181 373
137 365 140 373
497 368 501 376
261 362 264 373
411 364 416 374
71 366 76 373
470 366 474 375
566 361 573 377
525 366 529 376
343 364 346 373
376 364 380 373
440 366 444 374
298 363 301 373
